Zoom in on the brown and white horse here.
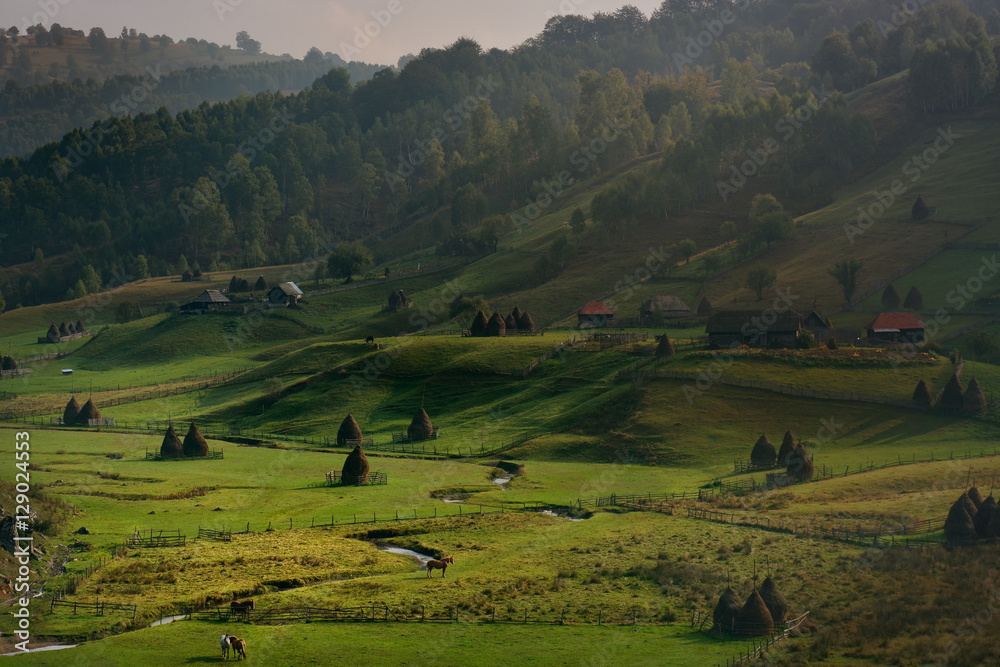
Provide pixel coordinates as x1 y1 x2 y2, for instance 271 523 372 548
425 556 454 578
228 635 247 660
220 634 231 659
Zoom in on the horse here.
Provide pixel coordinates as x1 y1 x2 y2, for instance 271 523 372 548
374 343 380 351
230 599 254 619
425 556 454 578
220 634 231 659
365 335 375 343
228 636 247 661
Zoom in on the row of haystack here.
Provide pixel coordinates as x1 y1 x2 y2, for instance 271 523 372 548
944 487 1000 544
228 275 267 293
750 430 814 481
712 576 790 637
913 374 986 412
470 307 535 336
334 414 372 484
1 356 17 371
48 321 85 338
881 283 924 311
62 396 101 426
337 408 434 446
180 268 203 281
159 423 210 458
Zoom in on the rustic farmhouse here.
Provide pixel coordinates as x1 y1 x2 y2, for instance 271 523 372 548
865 312 925 344
706 310 802 348
180 290 232 314
578 301 614 328
268 282 303 306
639 295 692 324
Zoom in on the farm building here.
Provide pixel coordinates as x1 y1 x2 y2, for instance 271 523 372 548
268 282 303 306
706 310 802 348
180 290 232 314
578 302 614 328
802 311 832 337
639 296 692 323
865 312 925 344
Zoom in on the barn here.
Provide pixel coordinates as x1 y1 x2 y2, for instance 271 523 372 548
639 296 692 324
577 302 614 328
706 310 802 348
268 282 303 306
180 290 232 314
865 312 925 344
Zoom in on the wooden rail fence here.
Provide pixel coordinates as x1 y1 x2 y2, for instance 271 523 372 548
50 598 136 619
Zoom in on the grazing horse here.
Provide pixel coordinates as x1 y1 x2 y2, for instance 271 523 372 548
220 634 231 659
228 636 247 661
374 343 380 351
230 599 254 619
425 556 454 578
365 335 375 343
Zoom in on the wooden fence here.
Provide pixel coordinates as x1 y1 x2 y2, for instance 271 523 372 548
50 598 136 619
390 428 440 443
521 336 579 378
198 527 232 542
344 436 375 447
325 470 388 486
709 612 812 666
145 448 224 460
128 529 186 548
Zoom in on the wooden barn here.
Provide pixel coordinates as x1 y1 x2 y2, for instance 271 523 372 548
268 282 303 306
865 312 925 344
181 290 232 313
578 301 614 328
706 310 802 348
639 296 692 324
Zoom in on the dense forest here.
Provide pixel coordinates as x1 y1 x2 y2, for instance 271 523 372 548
0 0 997 310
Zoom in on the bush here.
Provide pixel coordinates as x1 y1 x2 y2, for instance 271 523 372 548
796 330 816 349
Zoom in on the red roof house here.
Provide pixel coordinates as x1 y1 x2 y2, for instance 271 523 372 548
865 312 925 344
578 301 614 328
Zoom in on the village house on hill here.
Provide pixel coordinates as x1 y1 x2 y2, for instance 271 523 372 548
268 282 303 307
865 312 925 344
578 301 614 328
639 295 692 324
180 289 232 314
706 310 802 348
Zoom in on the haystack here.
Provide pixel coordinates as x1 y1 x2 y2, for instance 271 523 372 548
958 490 979 519
504 313 518 331
192 268 203 279
67 322 76 334
159 425 184 458
940 373 965 411
988 504 1000 539
511 306 523 322
912 195 929 221
486 311 506 337
711 587 742 633
470 310 488 337
881 284 901 311
47 323 59 340
254 275 267 291
228 276 239 292
341 445 370 485
517 312 536 333
63 396 82 425
750 434 776 468
912 379 933 406
903 286 923 310
239 278 251 293
944 499 977 544
182 270 193 282
337 414 363 446
759 577 789 624
655 334 675 358
827 338 838 350
735 589 774 637
787 443 814 481
1 356 16 371
777 431 796 465
962 378 986 412
75 320 84 332
78 399 101 425
974 495 996 538
182 422 209 457
697 297 713 316
407 407 434 441
58 322 69 337
967 487 984 509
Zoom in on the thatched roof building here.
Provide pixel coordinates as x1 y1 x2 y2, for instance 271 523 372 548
903 286 923 310
408 407 434 441
735 589 774 637
470 310 488 337
341 445 370 485
759 577 789 623
912 379 933 406
63 397 82 425
78 398 101 425
182 422 209 457
655 334 675 358
787 443 814 482
337 414 363 446
711 587 742 633
160 425 184 458
750 434 776 468
639 295 692 323
963 378 986 412
486 311 506 337
517 312 536 332
697 297 713 316
777 431 796 465
881 284 901 311
939 373 965 411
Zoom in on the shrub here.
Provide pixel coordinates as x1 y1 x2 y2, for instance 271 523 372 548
796 330 816 349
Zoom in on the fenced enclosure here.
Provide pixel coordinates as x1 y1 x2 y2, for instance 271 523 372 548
127 528 186 548
145 447 224 460
198 527 232 542
343 435 375 447
390 428 440 443
88 417 116 427
50 598 136 619
326 470 388 486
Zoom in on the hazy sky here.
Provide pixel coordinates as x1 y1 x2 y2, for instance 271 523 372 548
5 0 663 65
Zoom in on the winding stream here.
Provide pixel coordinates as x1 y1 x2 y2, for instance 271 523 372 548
377 544 436 570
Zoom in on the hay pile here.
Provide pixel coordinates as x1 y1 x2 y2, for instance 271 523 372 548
940 373 965 411
963 378 986 412
228 276 239 292
944 493 978 544
827 338 838 350
735 589 774 637
1 356 16 371
750 434 776 468
47 323 59 339
881 284 901 310
697 297 713 316
67 322 76 334
504 313 518 331
387 289 409 311
777 431 796 465
967 486 984 509
517 312 536 332
160 425 184 458
912 379 933 406
181 270 193 282
655 334 675 358
408 407 434 441
58 322 69 337
254 275 267 291
78 399 101 425
192 268 203 279
337 414 363 446
486 311 506 337
470 310 488 336
903 286 923 310
759 577 789 623
62 397 82 425
182 422 209 457
511 306 523 322
787 443 814 481
341 445 370 485
239 278 251 292
711 587 742 633
974 495 996 538
76 320 84 332
912 195 929 220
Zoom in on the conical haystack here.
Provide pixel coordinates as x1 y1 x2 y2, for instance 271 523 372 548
787 443 814 481
511 306 523 322
750 434 776 468
63 396 82 425
655 334 675 358
337 414 363 446
735 589 774 637
711 587 742 633
254 275 267 291
974 496 996 538
75 320 84 333
229 276 239 292
903 286 923 310
962 378 986 412
504 313 518 331
59 322 69 337
182 422 209 457
78 399 101 425
958 490 979 519
912 195 929 221
486 311 506 337
881 284 901 311
239 278 251 292
944 499 977 544
182 270 192 282
47 323 59 340
517 312 536 332
697 297 713 316
777 431 796 465
192 268 202 279
827 338 838 350
408 407 434 441
67 322 76 334
912 379 933 406
470 310 488 337
341 445 370 485
940 373 965 411
988 503 1000 539
967 487 984 509
759 577 789 624
160 425 184 458
1 356 16 371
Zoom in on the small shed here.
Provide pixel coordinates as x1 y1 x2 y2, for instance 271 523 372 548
706 310 801 348
578 302 614 328
639 296 692 324
865 312 925 344
180 290 231 314
268 282 303 306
